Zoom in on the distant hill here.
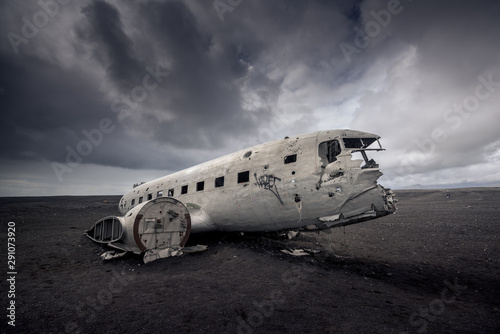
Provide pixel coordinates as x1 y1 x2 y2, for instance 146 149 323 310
402 184 424 189
396 181 500 190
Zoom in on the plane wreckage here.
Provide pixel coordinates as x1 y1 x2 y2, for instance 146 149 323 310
86 129 397 263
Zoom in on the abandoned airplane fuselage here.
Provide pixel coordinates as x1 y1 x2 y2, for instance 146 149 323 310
86 129 397 261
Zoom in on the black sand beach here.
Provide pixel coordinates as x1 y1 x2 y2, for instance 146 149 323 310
1 188 499 333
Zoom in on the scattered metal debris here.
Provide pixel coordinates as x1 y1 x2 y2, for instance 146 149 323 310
281 248 321 256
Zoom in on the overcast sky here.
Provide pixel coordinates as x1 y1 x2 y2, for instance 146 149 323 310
1 0 499 196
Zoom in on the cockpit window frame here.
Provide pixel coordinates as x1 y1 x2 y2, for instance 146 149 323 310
343 137 385 169
343 137 379 149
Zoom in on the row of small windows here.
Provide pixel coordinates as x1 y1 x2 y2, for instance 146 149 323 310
130 153 297 206
179 171 248 195
130 172 242 205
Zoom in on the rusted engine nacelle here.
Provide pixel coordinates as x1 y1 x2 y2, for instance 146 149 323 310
85 197 191 261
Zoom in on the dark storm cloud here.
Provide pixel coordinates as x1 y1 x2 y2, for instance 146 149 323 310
0 50 164 172
74 0 144 92
0 51 109 162
0 0 273 179
72 0 276 151
130 0 273 148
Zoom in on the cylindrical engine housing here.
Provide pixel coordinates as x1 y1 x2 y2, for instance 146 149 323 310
86 197 191 254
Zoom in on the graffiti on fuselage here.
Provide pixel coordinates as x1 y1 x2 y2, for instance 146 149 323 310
254 173 283 205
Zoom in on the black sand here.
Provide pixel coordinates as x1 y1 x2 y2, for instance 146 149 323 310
1 188 499 333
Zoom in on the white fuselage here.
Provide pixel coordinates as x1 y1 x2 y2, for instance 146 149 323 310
118 129 396 233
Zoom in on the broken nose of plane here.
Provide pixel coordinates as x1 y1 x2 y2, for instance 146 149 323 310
85 197 191 257
315 185 397 229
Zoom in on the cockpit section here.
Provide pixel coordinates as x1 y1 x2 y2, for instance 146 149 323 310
318 136 384 170
316 133 387 187
314 131 397 228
